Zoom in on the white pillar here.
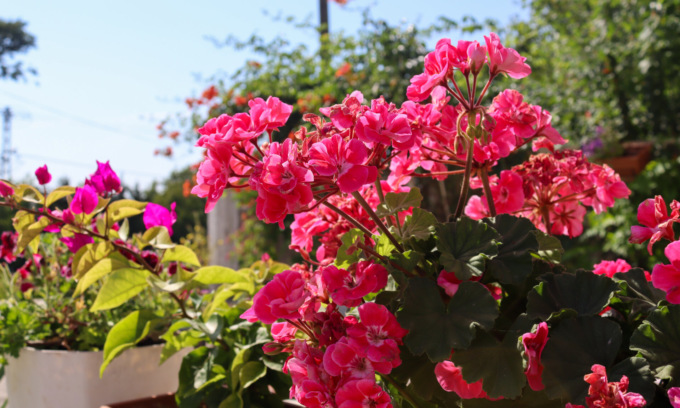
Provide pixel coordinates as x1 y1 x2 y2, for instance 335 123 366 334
207 192 240 268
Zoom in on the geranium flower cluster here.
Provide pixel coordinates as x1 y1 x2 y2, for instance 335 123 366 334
630 195 680 304
565 364 646 408
465 150 631 237
242 261 406 408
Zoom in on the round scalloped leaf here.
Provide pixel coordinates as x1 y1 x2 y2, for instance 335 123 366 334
541 316 622 403
484 215 540 286
451 330 526 399
630 304 680 386
398 278 499 362
526 271 618 320
435 217 501 280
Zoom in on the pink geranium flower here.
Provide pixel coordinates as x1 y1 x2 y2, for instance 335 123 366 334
522 322 549 391
248 96 293 132
592 259 633 278
70 185 99 215
406 38 454 102
322 261 388 307
652 241 680 304
308 134 378 194
252 270 310 324
583 364 645 408
323 338 380 379
346 302 407 372
34 164 51 185
435 360 488 399
143 202 177 236
355 98 414 150
630 196 679 254
335 379 392 408
484 32 531 79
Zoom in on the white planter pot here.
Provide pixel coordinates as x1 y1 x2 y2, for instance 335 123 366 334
5 344 186 408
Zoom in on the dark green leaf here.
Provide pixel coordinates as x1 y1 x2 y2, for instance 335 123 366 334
484 215 540 286
401 208 437 241
436 218 500 280
541 316 622 403
451 330 525 399
630 304 680 386
526 271 618 320
376 188 423 217
398 278 499 362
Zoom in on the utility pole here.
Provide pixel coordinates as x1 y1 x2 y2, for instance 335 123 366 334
1 107 12 180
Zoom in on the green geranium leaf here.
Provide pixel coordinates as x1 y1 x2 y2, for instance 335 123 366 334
484 215 540 286
451 330 525 399
376 188 423 217
375 233 396 257
463 388 561 407
526 271 618 320
531 231 563 263
239 361 266 389
401 208 437 241
542 316 622 403
91 268 151 311
218 394 243 408
608 357 656 404
436 217 501 280
391 346 461 405
398 278 499 362
630 304 680 386
612 268 665 315
335 228 364 269
162 245 201 267
100 310 156 377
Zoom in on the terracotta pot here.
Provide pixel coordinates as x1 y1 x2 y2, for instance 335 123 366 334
599 141 653 181
5 344 186 408
99 393 177 408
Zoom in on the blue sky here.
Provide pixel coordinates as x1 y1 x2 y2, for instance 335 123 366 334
1 0 526 189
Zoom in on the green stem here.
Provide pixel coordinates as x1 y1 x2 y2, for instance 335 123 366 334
375 177 395 229
322 201 374 238
351 191 404 252
380 374 423 408
454 137 475 219
480 168 497 217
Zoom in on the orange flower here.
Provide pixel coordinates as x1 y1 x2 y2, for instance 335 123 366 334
335 62 352 78
182 179 192 197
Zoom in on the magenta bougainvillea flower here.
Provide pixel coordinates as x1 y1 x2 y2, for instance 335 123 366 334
70 185 99 215
60 233 94 253
0 231 17 262
668 387 680 408
143 202 177 236
521 322 549 391
86 160 121 196
34 164 51 185
0 180 12 197
652 241 680 304
629 196 679 254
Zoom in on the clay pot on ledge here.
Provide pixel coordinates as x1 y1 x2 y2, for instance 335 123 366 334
598 141 653 181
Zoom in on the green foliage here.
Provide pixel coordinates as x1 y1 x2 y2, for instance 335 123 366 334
435 217 501 280
0 19 36 81
630 304 680 387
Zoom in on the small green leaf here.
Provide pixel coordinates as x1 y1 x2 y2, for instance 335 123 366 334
526 271 618 320
45 186 75 207
118 218 130 241
73 258 129 296
91 268 151 311
218 394 243 408
541 316 622 403
375 233 396 257
72 242 114 279
451 330 525 399
436 217 501 280
13 184 44 204
100 310 156 376
160 320 202 364
335 229 364 269
193 266 251 286
16 216 51 253
106 199 147 223
161 245 201 267
376 188 423 217
401 208 437 241
531 231 563 263
239 361 266 389
630 304 680 386
398 278 499 362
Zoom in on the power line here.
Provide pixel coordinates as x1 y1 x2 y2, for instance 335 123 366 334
18 152 167 179
0 90 157 144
